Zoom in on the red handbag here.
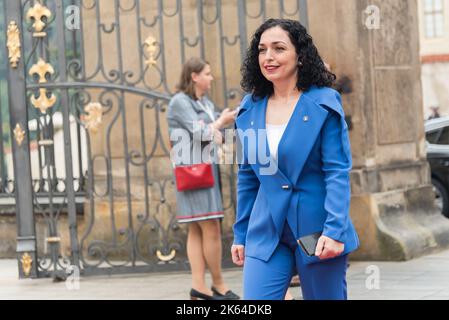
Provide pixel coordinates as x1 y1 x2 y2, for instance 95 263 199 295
174 163 215 192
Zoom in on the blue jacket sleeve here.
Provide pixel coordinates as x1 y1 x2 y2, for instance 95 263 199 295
320 100 353 243
233 154 260 245
232 94 260 246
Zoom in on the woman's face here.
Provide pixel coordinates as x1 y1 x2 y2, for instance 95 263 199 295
192 64 214 94
258 26 299 84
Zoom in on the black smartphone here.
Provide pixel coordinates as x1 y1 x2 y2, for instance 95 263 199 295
297 231 322 257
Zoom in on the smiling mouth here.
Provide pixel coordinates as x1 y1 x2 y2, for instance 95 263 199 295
265 65 280 71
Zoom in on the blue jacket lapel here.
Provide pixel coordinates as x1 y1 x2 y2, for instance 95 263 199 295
277 93 329 186
238 93 330 185
236 96 291 236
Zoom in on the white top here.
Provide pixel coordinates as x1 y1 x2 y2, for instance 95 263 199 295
266 123 288 161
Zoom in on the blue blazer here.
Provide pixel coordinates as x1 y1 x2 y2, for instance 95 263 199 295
233 86 360 265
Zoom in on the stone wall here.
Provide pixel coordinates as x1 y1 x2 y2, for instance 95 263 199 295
309 0 449 260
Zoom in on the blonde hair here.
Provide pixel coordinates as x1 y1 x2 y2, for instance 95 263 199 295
177 57 209 100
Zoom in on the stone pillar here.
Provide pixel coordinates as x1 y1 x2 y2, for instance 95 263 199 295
309 0 449 260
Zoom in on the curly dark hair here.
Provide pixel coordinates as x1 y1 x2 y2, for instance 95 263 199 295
241 18 336 99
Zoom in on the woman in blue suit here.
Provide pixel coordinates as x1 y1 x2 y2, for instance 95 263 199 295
231 19 360 300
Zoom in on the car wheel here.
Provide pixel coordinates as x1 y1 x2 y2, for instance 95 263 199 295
432 178 449 218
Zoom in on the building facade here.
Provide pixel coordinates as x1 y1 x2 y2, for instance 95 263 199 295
418 0 449 119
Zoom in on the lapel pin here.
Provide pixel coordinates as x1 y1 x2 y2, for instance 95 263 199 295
303 116 309 122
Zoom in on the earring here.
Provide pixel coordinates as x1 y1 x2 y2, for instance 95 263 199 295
298 61 303 67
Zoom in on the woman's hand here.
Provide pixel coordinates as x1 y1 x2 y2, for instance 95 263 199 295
211 127 224 145
210 108 237 144
231 244 245 266
315 235 344 260
216 108 238 129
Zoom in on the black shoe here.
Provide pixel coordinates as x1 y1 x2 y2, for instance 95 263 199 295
190 288 224 300
211 286 240 300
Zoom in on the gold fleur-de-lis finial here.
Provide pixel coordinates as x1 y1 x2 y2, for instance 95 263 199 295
30 89 57 114
7 21 21 68
29 58 54 83
29 58 57 113
144 36 158 67
26 1 52 37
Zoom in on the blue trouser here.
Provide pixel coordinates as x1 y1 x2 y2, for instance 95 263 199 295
243 222 348 300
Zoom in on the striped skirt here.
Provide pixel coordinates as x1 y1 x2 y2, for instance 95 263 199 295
174 163 224 223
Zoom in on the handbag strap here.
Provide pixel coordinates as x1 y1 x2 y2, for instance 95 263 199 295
169 140 214 168
196 99 215 121
170 100 217 168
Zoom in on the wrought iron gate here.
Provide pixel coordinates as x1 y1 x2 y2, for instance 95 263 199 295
2 0 308 279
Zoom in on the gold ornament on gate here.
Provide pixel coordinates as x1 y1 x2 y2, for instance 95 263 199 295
29 58 55 84
13 124 26 146
144 36 158 67
83 102 103 134
26 1 52 37
156 249 176 262
29 58 57 114
21 253 33 277
46 236 61 244
7 21 21 68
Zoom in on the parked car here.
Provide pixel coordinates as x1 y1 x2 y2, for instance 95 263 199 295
425 116 449 218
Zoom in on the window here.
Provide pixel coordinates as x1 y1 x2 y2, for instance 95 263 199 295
424 0 445 38
424 127 449 145
437 127 449 144
426 129 442 144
